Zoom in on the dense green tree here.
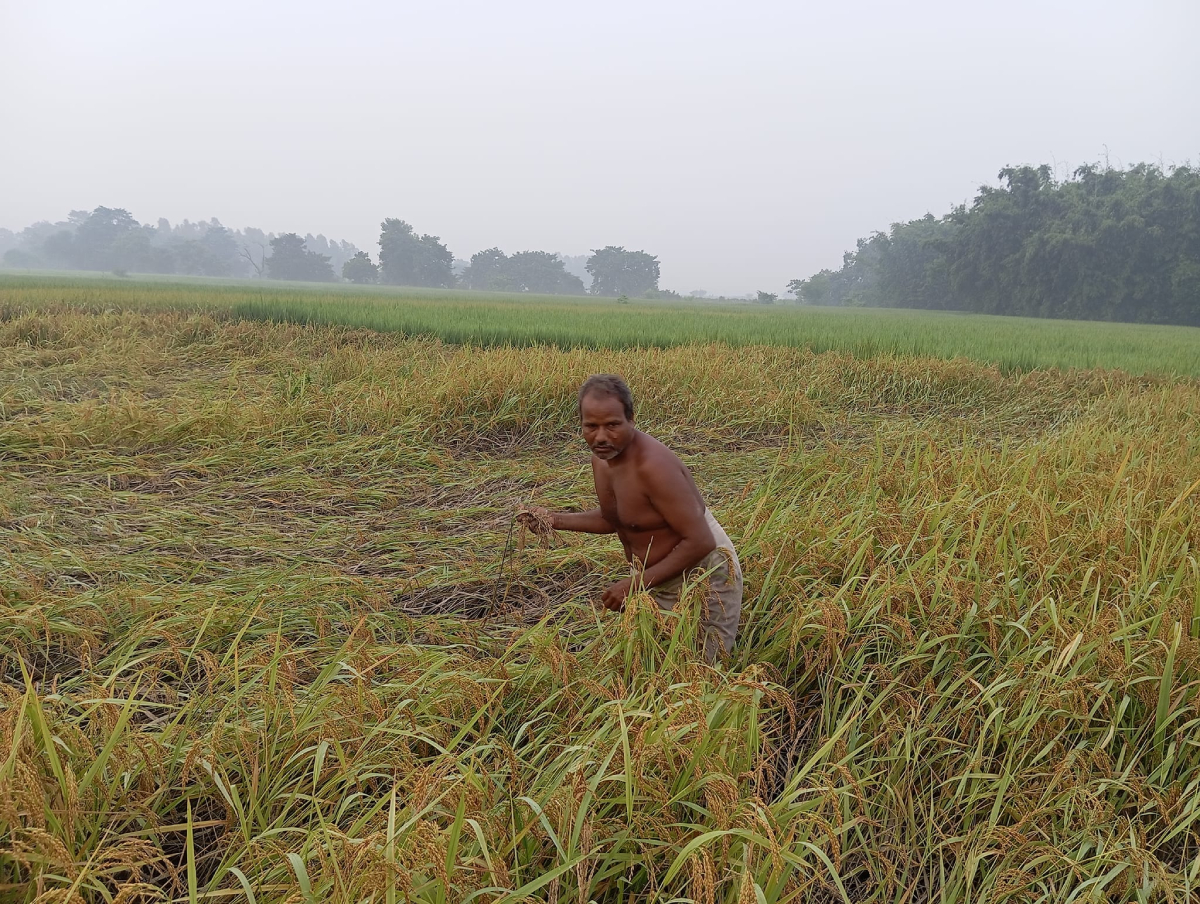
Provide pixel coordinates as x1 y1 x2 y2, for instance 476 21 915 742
789 270 832 305
788 163 1200 325
173 240 225 276
7 208 361 279
460 248 586 294
111 229 175 274
586 246 660 297
265 233 336 282
42 231 77 267
0 228 16 258
197 225 240 276
342 250 379 284
3 248 39 268
377 218 455 288
460 247 510 290
506 251 586 294
69 207 138 270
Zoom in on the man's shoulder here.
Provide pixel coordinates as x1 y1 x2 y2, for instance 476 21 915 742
633 431 684 473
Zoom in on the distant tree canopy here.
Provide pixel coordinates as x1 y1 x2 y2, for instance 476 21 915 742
4 208 667 297
558 254 591 287
460 247 507 291
586 246 660 297
265 233 335 282
0 207 363 281
342 250 379 284
3 248 39 269
460 248 586 294
377 219 455 288
788 163 1200 326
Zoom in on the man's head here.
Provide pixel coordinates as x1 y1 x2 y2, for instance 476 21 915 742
578 374 635 461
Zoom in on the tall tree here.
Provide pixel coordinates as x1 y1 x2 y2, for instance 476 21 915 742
585 246 660 297
506 251 586 294
199 225 242 277
342 250 379 284
377 218 455 288
111 229 175 274
3 249 39 268
461 248 587 294
70 207 139 270
265 233 335 282
460 247 510 290
42 231 77 267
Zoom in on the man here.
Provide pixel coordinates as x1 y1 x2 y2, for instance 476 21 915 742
522 374 742 662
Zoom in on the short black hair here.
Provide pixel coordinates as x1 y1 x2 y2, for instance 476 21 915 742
578 374 634 420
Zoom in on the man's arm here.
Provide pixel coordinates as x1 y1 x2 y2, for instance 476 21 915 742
527 456 618 534
518 505 618 534
552 509 618 533
637 463 716 589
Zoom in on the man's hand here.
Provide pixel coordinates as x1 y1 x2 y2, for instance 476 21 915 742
517 506 554 531
516 506 557 545
601 577 632 612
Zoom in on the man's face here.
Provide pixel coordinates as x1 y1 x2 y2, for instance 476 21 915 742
580 392 635 461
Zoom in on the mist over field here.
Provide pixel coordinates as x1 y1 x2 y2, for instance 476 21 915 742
2 0 1198 296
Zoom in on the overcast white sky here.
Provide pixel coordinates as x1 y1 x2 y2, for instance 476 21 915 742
2 0 1197 295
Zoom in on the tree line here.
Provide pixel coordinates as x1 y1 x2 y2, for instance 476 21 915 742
788 162 1200 325
0 209 363 282
2 209 663 297
343 219 661 297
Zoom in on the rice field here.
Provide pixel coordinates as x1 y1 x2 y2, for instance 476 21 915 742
3 273 1200 377
1 290 1200 902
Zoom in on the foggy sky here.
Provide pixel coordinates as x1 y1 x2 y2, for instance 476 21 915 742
2 0 1198 296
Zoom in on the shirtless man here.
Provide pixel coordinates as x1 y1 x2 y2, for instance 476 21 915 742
522 374 743 662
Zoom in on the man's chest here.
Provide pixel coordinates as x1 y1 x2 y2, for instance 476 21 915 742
597 479 663 531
